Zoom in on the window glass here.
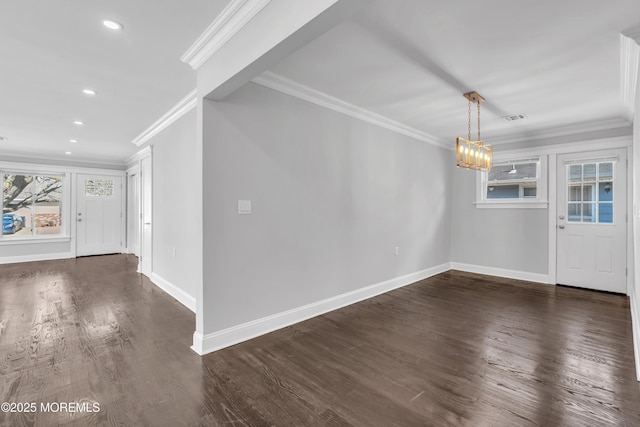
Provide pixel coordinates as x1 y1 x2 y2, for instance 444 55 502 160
522 187 537 198
598 182 613 202
568 203 581 221
566 162 614 224
569 185 581 202
33 176 63 235
487 184 519 199
583 163 597 181
2 173 64 237
582 203 596 223
569 165 582 182
485 160 539 200
85 179 114 197
488 162 537 181
598 203 613 224
599 163 613 180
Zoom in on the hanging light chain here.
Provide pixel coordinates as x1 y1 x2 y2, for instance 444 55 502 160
477 100 481 142
467 98 471 141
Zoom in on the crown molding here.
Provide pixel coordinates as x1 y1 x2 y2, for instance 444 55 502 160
251 71 449 149
132 89 197 147
621 28 640 123
125 146 152 169
488 117 631 146
0 151 126 170
181 0 271 70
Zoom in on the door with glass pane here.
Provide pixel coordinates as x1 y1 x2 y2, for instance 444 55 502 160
556 149 626 293
76 175 123 256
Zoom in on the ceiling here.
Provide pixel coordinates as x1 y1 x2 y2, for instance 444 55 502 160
269 0 640 146
1 0 639 167
0 0 227 166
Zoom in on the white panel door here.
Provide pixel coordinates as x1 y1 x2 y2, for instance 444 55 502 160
139 155 152 276
556 149 627 293
77 174 123 256
127 171 140 256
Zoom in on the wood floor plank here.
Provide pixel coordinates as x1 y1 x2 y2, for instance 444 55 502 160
1 255 640 426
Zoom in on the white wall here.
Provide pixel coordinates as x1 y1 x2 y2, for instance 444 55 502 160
148 109 200 310
450 168 549 275
198 82 451 351
0 240 72 263
631 62 640 380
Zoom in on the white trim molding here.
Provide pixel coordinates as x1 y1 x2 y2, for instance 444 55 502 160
547 153 558 285
251 71 449 150
0 251 74 265
191 262 451 355
181 0 271 70
490 118 631 146
150 272 196 313
487 135 632 161
630 289 640 381
450 262 551 285
125 146 152 169
621 27 640 123
474 201 548 209
132 90 197 147
0 151 125 170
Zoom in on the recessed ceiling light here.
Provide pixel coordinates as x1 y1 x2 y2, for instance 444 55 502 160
70 139 78 143
73 120 84 125
65 151 72 155
82 89 97 96
103 19 123 31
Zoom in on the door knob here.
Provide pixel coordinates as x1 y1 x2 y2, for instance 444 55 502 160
559 215 565 220
78 219 82 222
558 225 565 229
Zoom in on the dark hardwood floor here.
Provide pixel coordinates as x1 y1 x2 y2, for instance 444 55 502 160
1 255 639 426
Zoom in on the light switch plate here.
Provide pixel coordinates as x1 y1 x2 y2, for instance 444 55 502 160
238 200 251 215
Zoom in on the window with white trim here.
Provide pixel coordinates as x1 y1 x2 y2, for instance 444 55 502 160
477 156 548 208
2 171 68 238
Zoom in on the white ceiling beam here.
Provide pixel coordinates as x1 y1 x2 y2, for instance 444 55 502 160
187 0 373 100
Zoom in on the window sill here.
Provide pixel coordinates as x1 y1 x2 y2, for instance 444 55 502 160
0 236 71 246
475 201 549 209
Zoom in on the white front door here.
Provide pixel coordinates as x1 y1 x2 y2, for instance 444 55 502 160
556 149 627 293
76 174 123 257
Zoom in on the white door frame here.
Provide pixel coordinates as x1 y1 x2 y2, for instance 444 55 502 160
138 148 152 277
546 141 633 294
126 165 140 256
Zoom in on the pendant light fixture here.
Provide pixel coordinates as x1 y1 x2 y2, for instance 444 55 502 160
456 91 492 172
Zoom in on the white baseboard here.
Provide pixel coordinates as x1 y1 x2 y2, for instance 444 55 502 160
630 290 640 381
0 252 74 265
191 262 451 355
450 262 550 284
150 272 196 313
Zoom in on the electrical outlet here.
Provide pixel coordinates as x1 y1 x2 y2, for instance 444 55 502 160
395 246 399 256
